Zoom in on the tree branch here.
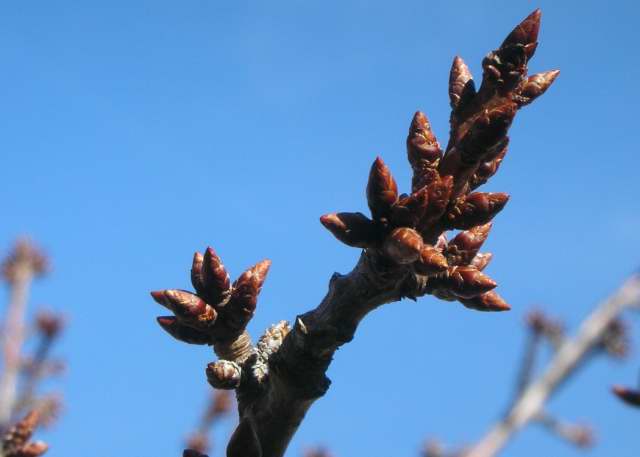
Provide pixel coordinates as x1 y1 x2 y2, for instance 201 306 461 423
151 9 560 457
465 274 640 457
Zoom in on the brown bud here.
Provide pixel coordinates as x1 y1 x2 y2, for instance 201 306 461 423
446 193 509 230
35 311 64 339
2 411 39 456
201 247 231 306
383 228 424 264
449 56 475 111
461 105 516 163
390 188 429 228
470 252 493 271
320 212 379 248
156 316 212 345
13 441 49 457
612 385 640 408
366 156 399 221
445 223 492 266
225 260 271 332
458 290 510 312
501 9 541 58
206 360 242 390
419 175 454 236
227 419 261 457
468 141 508 191
445 266 497 299
190 252 205 294
414 245 448 276
407 112 442 191
150 290 216 328
516 70 560 107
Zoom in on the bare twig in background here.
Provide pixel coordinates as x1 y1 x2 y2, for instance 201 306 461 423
152 9 559 457
0 240 47 428
184 391 233 456
465 274 640 457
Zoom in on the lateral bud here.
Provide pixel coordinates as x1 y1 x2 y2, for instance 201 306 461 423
449 56 476 111
445 223 492 266
190 252 205 295
206 360 242 390
468 142 508 190
414 245 448 276
382 228 424 264
156 316 212 345
225 260 272 332
366 156 399 221
150 290 216 329
516 70 560 107
319 212 379 248
390 188 429 228
445 265 497 299
201 247 232 306
407 112 442 191
470 252 493 271
445 193 509 230
458 290 510 311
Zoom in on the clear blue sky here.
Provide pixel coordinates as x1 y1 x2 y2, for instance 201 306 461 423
1 1 639 456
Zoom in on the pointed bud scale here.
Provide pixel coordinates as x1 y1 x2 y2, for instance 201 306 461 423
459 290 510 312
446 192 509 230
16 441 49 457
446 223 493 266
366 157 399 221
470 252 493 271
516 70 560 107
190 252 205 294
501 9 541 57
390 188 429 228
414 245 448 276
461 105 516 163
150 290 216 328
612 385 640 408
227 419 262 457
445 265 497 299
383 228 424 264
225 260 271 332
156 316 212 345
320 212 379 248
201 247 231 306
418 175 454 236
449 56 476 111
206 360 242 390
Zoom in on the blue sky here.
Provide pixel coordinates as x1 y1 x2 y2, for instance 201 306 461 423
1 1 639 456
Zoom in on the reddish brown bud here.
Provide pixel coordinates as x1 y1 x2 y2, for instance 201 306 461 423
227 419 261 457
390 188 429 228
407 112 442 191
201 247 231 306
449 56 475 111
445 266 497 299
461 105 516 162
190 252 205 294
225 260 271 332
445 223 492 266
151 290 216 328
320 212 379 248
383 228 424 264
206 360 242 390
446 193 509 230
459 290 510 312
366 157 399 221
501 9 541 57
156 316 212 345
418 175 454 236
612 385 640 408
468 142 508 191
470 252 493 271
516 70 560 107
414 245 448 276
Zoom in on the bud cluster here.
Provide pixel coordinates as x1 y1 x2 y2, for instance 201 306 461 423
320 9 558 313
152 247 271 346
